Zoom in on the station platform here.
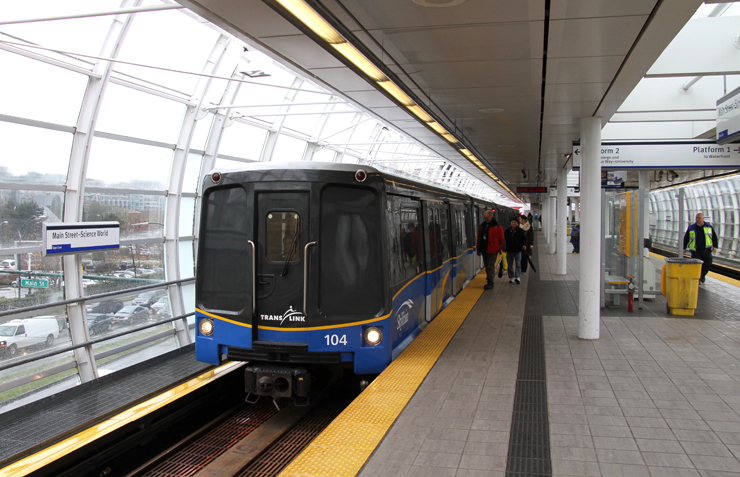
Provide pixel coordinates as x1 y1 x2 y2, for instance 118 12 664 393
0 346 211 467
291 231 740 477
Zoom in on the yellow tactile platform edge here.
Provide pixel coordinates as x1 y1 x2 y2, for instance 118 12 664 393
279 272 487 477
0 361 243 477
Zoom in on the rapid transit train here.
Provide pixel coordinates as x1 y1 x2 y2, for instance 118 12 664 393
194 163 516 403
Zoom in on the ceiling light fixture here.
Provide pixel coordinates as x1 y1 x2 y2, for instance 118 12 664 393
275 0 344 43
407 105 433 122
427 121 448 135
330 42 387 81
377 80 414 106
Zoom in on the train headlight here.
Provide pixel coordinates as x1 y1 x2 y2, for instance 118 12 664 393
199 318 214 336
364 326 382 346
355 169 367 182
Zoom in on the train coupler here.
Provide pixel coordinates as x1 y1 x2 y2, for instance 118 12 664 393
244 365 311 402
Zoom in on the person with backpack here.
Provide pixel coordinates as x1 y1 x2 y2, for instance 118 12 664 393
477 210 505 290
570 224 580 253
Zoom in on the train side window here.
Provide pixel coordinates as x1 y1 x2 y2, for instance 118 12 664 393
265 212 301 262
400 207 420 280
440 208 450 260
461 210 468 247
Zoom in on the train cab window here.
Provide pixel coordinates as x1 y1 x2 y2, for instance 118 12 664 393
265 212 301 262
319 186 382 317
198 186 248 313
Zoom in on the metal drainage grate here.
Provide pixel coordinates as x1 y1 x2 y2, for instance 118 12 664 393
505 315 552 476
144 402 277 477
238 396 354 477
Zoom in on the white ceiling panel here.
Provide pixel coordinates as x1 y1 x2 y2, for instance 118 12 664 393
259 36 346 69
307 66 377 92
548 16 648 59
550 0 657 20
546 57 624 84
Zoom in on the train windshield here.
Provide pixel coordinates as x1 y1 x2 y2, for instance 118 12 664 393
265 212 302 263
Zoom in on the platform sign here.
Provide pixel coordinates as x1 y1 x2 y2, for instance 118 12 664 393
21 278 48 288
572 142 740 170
43 222 120 256
717 85 740 144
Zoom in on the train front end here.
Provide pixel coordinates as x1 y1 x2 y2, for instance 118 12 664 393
195 164 390 403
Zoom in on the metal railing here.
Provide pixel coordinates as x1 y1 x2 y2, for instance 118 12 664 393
0 277 196 398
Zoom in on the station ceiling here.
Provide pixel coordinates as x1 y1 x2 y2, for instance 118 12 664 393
177 0 735 202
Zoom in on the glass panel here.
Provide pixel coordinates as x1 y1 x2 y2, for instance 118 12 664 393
218 122 268 160
0 306 76 413
0 190 65 249
182 153 204 194
179 197 196 237
265 212 301 262
0 50 88 127
80 244 165 297
179 240 195 279
87 137 172 190
182 282 196 314
115 9 220 94
190 114 213 152
0 253 64 308
91 323 179 376
271 135 306 162
95 83 185 144
312 147 336 163
401 208 421 281
214 158 254 170
82 193 165 240
0 122 72 185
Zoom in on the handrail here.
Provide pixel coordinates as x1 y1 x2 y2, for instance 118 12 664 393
0 311 194 372
0 277 195 319
247 240 256 317
303 241 317 314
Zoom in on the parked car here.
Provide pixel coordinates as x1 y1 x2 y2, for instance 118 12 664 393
87 313 114 336
132 290 167 308
112 306 150 326
86 300 124 315
0 318 59 358
151 296 171 318
118 260 133 270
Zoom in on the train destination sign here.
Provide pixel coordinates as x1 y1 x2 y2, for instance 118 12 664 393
516 187 547 193
43 222 120 256
572 142 740 170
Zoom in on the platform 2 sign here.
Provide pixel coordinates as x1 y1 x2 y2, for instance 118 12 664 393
43 222 120 256
572 142 740 170
21 278 48 288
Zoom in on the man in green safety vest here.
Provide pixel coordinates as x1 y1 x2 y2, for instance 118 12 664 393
683 213 718 284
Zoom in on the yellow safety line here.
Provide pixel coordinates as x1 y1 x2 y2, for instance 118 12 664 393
649 251 740 288
278 272 487 477
0 362 244 477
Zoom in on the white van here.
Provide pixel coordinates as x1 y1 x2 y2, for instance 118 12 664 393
0 318 59 358
0 259 16 270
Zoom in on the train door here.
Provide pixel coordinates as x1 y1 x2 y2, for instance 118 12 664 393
450 203 469 294
422 200 451 321
253 190 310 340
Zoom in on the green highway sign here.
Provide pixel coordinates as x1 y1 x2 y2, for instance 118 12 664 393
21 278 49 288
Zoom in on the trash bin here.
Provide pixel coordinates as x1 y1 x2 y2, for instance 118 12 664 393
661 258 703 315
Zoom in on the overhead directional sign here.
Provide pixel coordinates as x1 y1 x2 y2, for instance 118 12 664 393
516 187 547 193
572 142 740 170
717 85 740 144
43 222 120 256
21 278 48 288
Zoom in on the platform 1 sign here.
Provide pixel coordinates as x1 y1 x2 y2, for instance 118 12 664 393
21 278 48 288
572 142 740 170
43 222 120 256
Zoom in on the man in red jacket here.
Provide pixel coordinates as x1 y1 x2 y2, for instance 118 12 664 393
477 210 505 290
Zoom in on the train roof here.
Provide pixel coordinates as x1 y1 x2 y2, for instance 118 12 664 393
211 162 505 209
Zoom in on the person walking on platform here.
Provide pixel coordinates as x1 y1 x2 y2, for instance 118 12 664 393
683 213 718 284
519 216 534 273
477 210 504 290
570 224 580 253
504 218 527 284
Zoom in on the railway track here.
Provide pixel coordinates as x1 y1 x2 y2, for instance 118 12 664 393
130 385 358 477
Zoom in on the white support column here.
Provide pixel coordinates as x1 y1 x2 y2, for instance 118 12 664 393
62 0 139 382
544 196 551 243
164 34 233 347
579 117 602 340
575 198 581 222
549 194 557 254
556 166 569 273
